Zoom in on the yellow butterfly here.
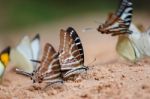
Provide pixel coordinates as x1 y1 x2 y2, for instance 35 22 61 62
0 46 10 81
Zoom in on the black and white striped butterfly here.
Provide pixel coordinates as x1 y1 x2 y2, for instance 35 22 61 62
10 34 41 75
97 0 150 62
33 27 87 84
98 0 133 36
19 27 87 85
59 27 88 78
32 43 63 85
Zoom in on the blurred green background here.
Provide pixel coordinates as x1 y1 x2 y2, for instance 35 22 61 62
0 0 149 33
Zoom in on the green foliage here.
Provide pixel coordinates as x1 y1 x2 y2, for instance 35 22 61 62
0 0 149 32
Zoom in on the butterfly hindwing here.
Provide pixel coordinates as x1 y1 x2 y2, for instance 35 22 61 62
116 36 137 62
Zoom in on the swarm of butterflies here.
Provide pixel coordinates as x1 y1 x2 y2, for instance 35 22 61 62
0 0 149 87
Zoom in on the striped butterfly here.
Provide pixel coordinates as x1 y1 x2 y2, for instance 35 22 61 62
31 43 63 85
59 27 88 78
98 0 134 36
10 34 40 75
97 0 147 62
0 46 10 82
31 27 87 85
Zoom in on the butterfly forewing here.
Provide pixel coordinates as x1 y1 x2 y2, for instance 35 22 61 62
11 34 41 76
59 27 87 78
116 0 133 28
67 27 84 64
59 28 84 70
33 43 62 84
59 29 81 70
31 34 40 69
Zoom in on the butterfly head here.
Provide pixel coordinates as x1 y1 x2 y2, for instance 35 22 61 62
32 70 44 83
36 74 43 83
31 66 43 83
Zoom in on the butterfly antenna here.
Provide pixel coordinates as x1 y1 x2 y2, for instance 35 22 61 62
87 58 96 66
30 59 41 63
82 27 94 32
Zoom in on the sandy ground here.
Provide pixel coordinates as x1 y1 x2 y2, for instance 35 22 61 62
0 13 150 99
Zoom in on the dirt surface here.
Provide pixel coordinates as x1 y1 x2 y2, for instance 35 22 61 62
0 13 150 99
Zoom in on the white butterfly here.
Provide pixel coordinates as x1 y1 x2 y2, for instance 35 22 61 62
10 34 40 74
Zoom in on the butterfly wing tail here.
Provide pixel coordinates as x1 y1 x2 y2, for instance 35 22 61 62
63 66 88 78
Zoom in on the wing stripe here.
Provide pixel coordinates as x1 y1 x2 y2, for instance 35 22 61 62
67 27 84 64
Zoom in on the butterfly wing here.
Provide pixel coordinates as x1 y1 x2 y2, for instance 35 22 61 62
116 0 133 27
31 34 40 69
10 36 34 73
0 46 10 78
116 36 137 62
112 0 133 35
33 43 62 84
139 29 150 56
66 27 84 64
59 27 87 78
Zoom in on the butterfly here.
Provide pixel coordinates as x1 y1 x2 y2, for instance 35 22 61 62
31 27 88 85
59 27 88 78
97 0 149 62
0 46 10 81
10 34 40 75
31 43 63 85
97 0 134 36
